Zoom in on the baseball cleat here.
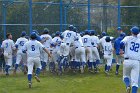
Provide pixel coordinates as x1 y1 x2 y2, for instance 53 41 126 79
115 72 118 75
34 76 40 82
126 86 131 93
28 82 32 88
105 71 109 76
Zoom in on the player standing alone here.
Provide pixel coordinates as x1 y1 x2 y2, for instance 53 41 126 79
120 26 140 93
1 33 15 75
23 32 51 88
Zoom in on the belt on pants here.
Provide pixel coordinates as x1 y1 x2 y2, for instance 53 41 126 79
75 46 84 48
66 43 69 45
125 57 140 61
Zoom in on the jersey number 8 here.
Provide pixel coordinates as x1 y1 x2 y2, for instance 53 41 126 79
31 45 35 51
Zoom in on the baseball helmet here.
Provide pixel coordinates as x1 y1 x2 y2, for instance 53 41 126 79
30 32 37 39
102 31 106 36
69 25 74 31
130 26 139 35
117 27 122 31
120 32 126 38
73 27 77 32
43 28 49 33
55 31 60 36
105 36 111 42
85 30 90 35
21 31 26 37
90 30 95 35
32 30 39 36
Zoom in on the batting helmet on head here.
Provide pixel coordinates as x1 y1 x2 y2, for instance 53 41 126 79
21 31 26 37
30 32 37 39
55 31 60 36
85 30 90 35
73 27 77 32
117 27 122 31
69 25 74 31
102 31 106 36
90 30 95 35
32 30 39 35
120 32 126 38
130 26 139 35
105 36 111 42
43 28 49 34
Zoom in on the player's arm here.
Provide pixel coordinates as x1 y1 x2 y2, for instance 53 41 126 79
39 42 51 57
22 43 27 53
11 40 16 50
15 39 19 51
119 36 128 55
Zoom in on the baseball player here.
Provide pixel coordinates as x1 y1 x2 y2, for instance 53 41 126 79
1 33 15 75
117 27 123 34
82 30 93 72
114 32 126 75
40 28 52 74
23 32 51 88
13 31 28 74
120 26 140 93
102 36 113 75
61 25 77 70
99 32 114 71
90 30 100 73
50 31 62 72
74 33 86 73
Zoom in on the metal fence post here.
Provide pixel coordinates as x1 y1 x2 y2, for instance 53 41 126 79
118 0 121 27
29 0 32 34
88 0 90 30
60 0 63 32
2 3 7 39
64 7 67 30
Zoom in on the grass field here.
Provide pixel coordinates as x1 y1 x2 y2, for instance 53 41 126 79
0 65 139 93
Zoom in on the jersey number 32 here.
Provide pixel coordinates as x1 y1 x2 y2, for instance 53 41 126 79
130 42 139 52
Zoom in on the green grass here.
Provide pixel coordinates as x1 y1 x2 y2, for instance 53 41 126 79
0 65 138 93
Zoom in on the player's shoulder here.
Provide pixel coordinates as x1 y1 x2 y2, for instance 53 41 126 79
124 36 132 40
8 39 14 43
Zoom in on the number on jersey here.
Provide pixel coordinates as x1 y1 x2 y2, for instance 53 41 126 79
105 46 109 51
130 42 139 52
31 45 35 51
66 33 71 38
84 38 88 43
19 41 24 46
6 43 8 48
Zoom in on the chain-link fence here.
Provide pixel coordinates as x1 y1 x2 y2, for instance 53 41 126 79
0 0 140 41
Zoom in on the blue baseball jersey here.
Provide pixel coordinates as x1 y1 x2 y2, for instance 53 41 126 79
114 37 124 55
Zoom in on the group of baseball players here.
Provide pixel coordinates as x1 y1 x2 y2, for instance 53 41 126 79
1 25 140 93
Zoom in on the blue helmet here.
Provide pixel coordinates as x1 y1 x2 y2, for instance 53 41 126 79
21 31 26 37
102 31 106 36
32 30 39 35
117 27 122 31
105 36 111 42
43 28 49 34
80 31 84 36
130 26 139 35
73 27 77 32
30 32 37 39
55 31 60 36
120 32 126 38
85 30 90 35
69 25 74 31
90 30 95 35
